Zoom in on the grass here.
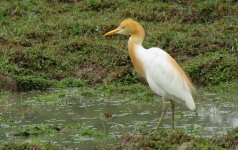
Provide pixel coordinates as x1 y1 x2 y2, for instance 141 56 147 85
107 128 238 150
0 0 237 90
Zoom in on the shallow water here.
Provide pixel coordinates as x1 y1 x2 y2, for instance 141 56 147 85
0 89 237 149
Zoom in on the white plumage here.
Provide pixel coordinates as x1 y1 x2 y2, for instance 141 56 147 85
136 46 195 110
104 19 196 129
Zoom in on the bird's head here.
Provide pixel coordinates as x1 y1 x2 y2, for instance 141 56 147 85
104 19 145 37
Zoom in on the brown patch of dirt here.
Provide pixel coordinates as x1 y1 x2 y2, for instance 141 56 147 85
76 62 110 84
109 134 153 150
76 62 131 85
0 37 10 46
0 74 18 92
178 141 196 150
0 37 31 49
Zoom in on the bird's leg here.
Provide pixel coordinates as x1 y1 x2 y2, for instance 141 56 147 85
195 109 198 118
170 100 175 129
156 98 167 130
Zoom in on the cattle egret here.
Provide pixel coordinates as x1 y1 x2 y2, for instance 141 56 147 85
104 19 196 130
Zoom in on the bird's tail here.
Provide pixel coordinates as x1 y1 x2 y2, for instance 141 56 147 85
185 93 196 111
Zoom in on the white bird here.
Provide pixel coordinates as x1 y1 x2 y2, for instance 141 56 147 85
104 19 196 129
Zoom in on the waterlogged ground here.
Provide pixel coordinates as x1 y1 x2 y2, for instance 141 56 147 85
0 86 238 149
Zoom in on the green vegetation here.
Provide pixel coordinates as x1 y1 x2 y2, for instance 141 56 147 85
12 123 105 138
0 90 10 99
0 143 60 150
15 76 56 90
0 128 238 150
0 0 237 90
80 82 155 101
203 80 238 94
108 128 238 150
0 120 108 149
14 124 61 137
1 84 236 149
67 123 106 137
0 0 238 149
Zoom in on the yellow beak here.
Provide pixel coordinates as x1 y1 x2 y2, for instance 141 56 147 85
104 28 119 36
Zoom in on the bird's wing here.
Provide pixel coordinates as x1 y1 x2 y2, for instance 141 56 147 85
145 47 195 110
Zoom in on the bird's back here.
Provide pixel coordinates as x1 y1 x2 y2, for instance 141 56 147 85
138 47 196 110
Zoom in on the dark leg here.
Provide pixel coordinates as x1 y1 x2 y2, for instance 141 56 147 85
195 109 198 118
170 100 175 129
156 98 167 130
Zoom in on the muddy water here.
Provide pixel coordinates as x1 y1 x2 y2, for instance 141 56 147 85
0 89 237 149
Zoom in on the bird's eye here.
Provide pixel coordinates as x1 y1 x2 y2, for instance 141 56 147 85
121 26 125 29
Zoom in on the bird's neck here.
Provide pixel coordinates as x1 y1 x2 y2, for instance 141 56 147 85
128 26 145 45
128 33 146 78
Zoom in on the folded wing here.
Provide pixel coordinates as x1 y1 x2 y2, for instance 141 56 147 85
145 47 195 110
